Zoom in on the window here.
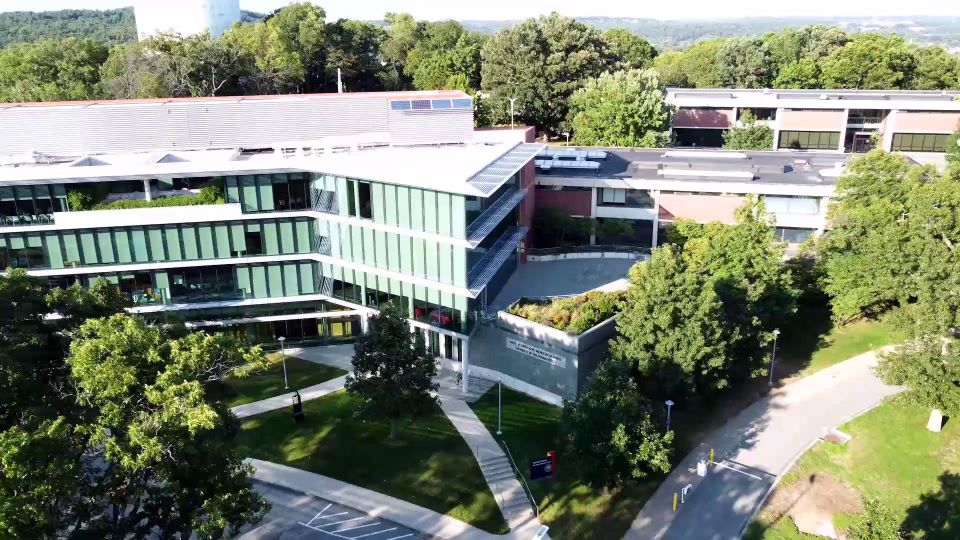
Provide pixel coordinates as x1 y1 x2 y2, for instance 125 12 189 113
891 133 950 153
390 100 411 111
245 229 263 256
740 108 777 121
411 99 431 110
346 181 357 217
775 227 814 243
778 131 840 150
431 99 452 109
764 196 819 215
358 182 372 219
452 98 473 109
599 188 653 208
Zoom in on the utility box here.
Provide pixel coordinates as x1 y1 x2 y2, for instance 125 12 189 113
697 460 708 477
928 409 944 432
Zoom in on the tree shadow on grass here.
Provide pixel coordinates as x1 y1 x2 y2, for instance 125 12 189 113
773 299 834 379
901 472 960 540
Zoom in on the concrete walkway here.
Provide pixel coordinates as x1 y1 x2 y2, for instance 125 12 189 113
231 375 347 419
625 350 903 540
248 459 548 540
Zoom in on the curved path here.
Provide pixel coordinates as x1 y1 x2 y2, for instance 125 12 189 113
625 349 902 540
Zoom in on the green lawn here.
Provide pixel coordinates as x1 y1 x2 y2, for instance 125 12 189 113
238 390 509 534
218 354 346 408
470 387 661 540
776 302 902 380
746 397 960 539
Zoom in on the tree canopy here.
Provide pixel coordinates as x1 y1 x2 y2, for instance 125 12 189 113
345 303 439 439
568 68 672 148
561 359 672 489
722 110 774 150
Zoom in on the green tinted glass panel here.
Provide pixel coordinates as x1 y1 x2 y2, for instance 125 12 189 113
438 244 452 284
383 185 397 226
257 176 274 211
372 183 385 222
295 220 311 253
410 189 423 230
198 225 215 259
230 224 245 254
424 241 439 280
386 232 400 272
236 266 251 296
399 236 412 274
362 228 375 266
283 263 300 296
437 193 451 236
164 227 182 260
299 262 315 294
453 246 466 287
61 233 80 265
397 187 411 228
44 233 63 268
131 229 149 262
412 239 425 277
451 195 466 238
267 265 284 297
214 224 231 257
374 231 387 268
79 232 97 264
262 221 279 255
279 220 295 254
180 225 199 260
423 191 438 233
251 266 268 298
241 176 258 212
96 231 115 263
113 230 132 263
225 176 241 204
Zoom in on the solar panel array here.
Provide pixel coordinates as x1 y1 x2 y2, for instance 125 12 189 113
467 143 544 195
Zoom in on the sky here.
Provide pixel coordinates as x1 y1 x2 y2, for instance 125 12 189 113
2 0 959 20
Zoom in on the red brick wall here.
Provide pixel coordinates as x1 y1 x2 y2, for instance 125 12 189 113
534 189 593 217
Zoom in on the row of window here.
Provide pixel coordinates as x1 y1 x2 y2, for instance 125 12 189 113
209 316 360 348
764 196 819 215
891 133 951 153
775 227 814 244
0 218 314 270
0 184 69 218
224 172 312 213
599 188 654 208
57 261 321 306
778 131 841 150
389 98 473 111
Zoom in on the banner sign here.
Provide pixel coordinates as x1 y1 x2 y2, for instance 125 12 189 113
530 457 554 480
506 338 566 368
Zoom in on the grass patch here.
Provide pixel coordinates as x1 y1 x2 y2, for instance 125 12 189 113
218 354 346 408
507 291 625 335
777 301 903 380
470 387 660 540
238 391 509 534
748 397 960 538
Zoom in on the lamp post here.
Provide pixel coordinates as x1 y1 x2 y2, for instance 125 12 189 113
563 132 570 146
497 380 503 436
278 336 289 390
768 328 781 387
508 97 517 129
665 399 674 432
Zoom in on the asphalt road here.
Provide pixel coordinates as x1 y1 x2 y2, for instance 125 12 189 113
238 481 426 540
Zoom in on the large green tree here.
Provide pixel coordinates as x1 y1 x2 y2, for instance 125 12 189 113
481 13 612 135
406 21 484 91
722 110 774 150
909 46 960 90
324 19 388 92
612 245 732 397
0 37 108 102
603 28 657 71
716 38 774 88
818 150 953 328
877 337 960 416
265 2 327 92
568 68 671 148
562 359 672 489
821 33 915 89
100 41 176 99
345 304 439 439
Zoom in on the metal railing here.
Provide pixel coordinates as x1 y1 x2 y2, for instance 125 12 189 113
500 439 539 518
527 244 651 257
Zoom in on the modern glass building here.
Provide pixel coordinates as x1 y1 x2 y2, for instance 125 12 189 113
0 90 541 390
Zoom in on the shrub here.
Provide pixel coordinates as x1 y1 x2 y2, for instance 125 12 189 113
92 182 225 210
508 291 626 335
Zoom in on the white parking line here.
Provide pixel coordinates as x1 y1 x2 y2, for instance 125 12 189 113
320 517 367 528
351 527 397 539
318 512 349 520
305 504 333 526
330 522 380 533
713 462 764 481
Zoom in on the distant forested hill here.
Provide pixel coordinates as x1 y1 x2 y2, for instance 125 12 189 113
463 16 960 51
0 7 265 47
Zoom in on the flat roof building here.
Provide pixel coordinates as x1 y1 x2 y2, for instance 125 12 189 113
0 90 542 396
666 88 960 160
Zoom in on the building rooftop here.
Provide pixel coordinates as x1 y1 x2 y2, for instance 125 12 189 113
0 131 542 198
667 87 960 111
536 147 852 187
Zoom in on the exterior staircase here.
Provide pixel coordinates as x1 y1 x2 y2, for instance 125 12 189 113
479 454 536 525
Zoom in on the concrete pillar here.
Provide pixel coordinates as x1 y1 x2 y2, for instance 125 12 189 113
651 190 661 248
360 313 370 334
772 108 783 150
143 179 153 201
461 338 470 393
839 109 849 152
816 197 830 236
439 331 448 359
882 110 897 152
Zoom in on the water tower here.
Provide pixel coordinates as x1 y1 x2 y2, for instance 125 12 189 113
135 0 241 40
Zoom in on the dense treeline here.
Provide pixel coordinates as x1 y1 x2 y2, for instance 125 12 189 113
0 9 136 47
0 3 958 138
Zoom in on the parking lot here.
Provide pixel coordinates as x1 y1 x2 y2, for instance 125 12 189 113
239 481 426 540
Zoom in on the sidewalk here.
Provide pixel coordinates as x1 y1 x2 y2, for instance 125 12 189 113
248 459 547 540
624 350 902 540
231 376 346 419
